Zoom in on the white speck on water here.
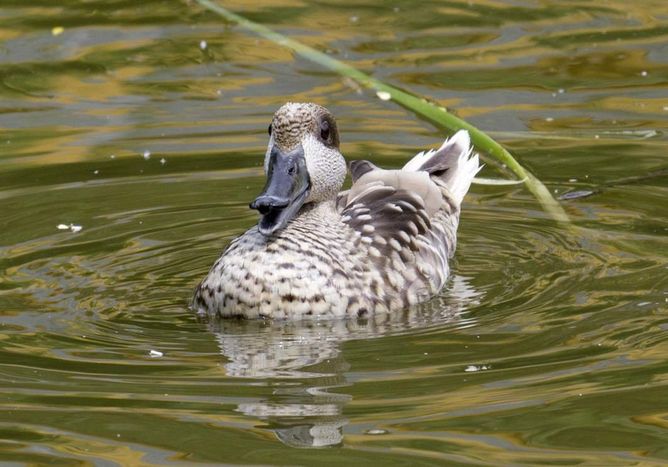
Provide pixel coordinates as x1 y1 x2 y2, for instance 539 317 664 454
116 434 121 438
200 40 207 50
558 88 565 94
160 158 166 165
58 224 82 233
663 106 668 111
376 91 392 101
553 189 558 194
143 150 151 160
365 429 389 435
637 302 651 307
594 134 600 139
640 70 648 77
110 154 116 159
393 7 400 12
216 89 222 96
545 117 554 122
423 352 428 355
569 178 577 182
93 170 99 175
578 393 583 396
465 364 490 372
350 15 358 22
149 350 164 358
52 26 64 36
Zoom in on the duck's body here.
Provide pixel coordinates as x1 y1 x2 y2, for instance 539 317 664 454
193 103 479 320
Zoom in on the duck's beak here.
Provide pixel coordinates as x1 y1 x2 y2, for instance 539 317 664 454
250 144 311 236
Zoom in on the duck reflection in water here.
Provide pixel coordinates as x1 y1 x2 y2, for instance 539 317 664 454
205 275 480 448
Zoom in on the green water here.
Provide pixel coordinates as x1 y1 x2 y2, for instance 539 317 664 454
1 0 667 464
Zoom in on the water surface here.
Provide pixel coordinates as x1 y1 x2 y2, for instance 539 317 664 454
1 0 667 464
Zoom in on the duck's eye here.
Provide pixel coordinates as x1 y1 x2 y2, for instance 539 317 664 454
320 120 330 142
267 124 272 136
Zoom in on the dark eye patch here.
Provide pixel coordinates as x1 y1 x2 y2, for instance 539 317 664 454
320 119 330 142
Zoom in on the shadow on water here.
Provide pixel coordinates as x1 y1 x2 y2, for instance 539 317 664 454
207 275 481 448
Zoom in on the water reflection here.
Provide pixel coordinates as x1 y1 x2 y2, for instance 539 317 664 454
208 275 481 447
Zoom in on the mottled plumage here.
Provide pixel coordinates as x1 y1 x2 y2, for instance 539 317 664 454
193 102 480 319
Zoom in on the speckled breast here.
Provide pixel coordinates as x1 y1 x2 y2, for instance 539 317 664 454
193 219 375 319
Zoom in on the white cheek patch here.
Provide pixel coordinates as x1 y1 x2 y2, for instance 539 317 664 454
301 133 346 202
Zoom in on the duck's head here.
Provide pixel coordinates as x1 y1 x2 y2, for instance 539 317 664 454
250 102 346 236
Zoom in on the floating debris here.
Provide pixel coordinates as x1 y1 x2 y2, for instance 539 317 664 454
142 150 151 160
149 350 164 358
640 70 648 77
200 40 208 50
465 364 490 372
57 223 82 233
160 158 166 165
51 26 64 36
93 170 99 175
365 429 388 435
376 91 391 101
558 190 595 201
110 154 116 159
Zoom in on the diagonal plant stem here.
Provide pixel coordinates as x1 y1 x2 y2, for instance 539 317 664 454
192 0 570 223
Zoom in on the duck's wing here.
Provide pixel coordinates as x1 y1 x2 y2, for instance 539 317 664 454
340 129 480 229
340 170 433 262
339 130 480 291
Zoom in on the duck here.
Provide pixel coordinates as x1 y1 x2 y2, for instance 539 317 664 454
193 102 480 320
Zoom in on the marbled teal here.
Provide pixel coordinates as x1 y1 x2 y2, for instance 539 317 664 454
193 102 480 319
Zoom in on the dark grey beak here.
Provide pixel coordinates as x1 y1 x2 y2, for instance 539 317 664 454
250 144 310 236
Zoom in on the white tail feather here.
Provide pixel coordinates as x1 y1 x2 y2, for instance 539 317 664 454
403 130 481 205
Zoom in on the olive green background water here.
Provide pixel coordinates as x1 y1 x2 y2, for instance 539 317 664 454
1 0 667 465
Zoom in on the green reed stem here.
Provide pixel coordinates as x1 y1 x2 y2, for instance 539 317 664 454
193 0 570 223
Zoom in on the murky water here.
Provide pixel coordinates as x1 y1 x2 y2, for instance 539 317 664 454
1 0 667 464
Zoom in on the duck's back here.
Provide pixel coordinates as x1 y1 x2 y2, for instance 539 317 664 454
193 131 479 320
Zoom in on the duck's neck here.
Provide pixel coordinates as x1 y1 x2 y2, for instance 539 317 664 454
297 199 338 220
